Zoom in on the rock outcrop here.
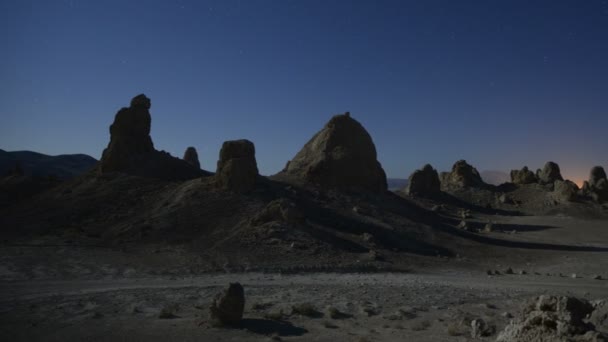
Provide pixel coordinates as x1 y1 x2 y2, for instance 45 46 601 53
99 94 204 180
582 166 608 203
209 283 245 327
405 164 441 196
216 140 258 192
510 166 537 185
250 198 304 226
536 161 564 185
183 147 200 169
496 296 604 342
100 94 154 173
279 112 387 192
553 180 579 202
440 160 485 190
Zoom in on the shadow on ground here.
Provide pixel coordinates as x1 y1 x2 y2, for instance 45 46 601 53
237 318 308 336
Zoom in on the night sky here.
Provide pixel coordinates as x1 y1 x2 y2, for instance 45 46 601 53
1 1 607 184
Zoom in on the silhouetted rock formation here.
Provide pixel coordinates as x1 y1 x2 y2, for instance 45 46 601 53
100 94 155 173
99 94 204 180
405 164 440 196
582 166 608 203
280 112 387 192
183 147 200 169
510 166 537 185
209 283 245 327
216 139 258 192
553 179 578 202
536 161 563 185
440 160 485 190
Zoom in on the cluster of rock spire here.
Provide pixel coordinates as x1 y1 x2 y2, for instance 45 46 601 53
98 94 606 203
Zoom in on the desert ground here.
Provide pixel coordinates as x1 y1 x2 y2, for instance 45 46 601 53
1 212 607 341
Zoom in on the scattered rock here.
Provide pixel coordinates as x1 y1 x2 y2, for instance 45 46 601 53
571 273 578 279
593 275 602 280
279 112 387 192
361 232 375 244
496 296 598 342
216 140 258 192
159 305 179 319
457 220 468 230
505 267 514 274
510 166 538 185
182 146 200 169
405 164 441 196
536 161 564 185
327 306 352 319
251 198 304 225
471 318 494 338
209 283 245 327
483 222 493 233
292 303 321 318
440 160 486 190
501 312 513 319
459 209 472 219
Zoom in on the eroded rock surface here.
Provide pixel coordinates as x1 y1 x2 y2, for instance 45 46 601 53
511 166 538 185
440 160 486 190
280 112 387 192
216 139 258 192
405 164 441 196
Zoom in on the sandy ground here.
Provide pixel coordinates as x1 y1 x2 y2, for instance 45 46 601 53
1 271 606 342
1 209 608 341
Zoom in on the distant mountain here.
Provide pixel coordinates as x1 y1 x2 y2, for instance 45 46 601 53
480 170 510 185
387 178 408 191
0 149 98 179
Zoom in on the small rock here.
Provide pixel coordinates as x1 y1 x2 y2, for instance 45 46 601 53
457 220 468 230
501 312 513 319
593 275 602 280
483 223 493 232
471 318 494 338
571 273 577 279
518 270 527 275
505 267 514 275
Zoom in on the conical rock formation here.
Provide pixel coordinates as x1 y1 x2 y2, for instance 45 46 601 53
280 112 387 192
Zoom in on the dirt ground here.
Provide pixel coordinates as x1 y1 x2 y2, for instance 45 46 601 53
1 213 607 341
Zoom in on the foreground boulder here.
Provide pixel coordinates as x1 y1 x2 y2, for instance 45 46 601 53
440 160 485 190
183 147 200 169
216 140 258 192
496 296 604 342
99 95 204 180
209 283 245 327
510 166 537 185
100 94 154 172
279 112 387 192
405 164 440 196
536 161 564 185
582 166 608 203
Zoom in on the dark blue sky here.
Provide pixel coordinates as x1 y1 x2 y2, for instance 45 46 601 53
1 0 607 183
